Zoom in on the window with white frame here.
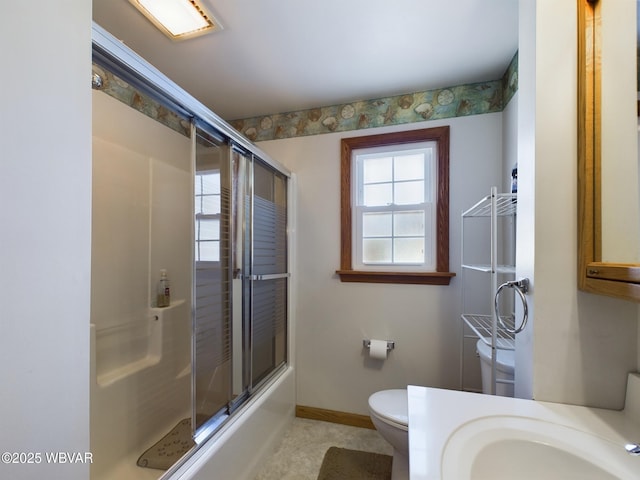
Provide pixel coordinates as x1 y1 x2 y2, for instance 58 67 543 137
353 143 436 270
337 126 453 285
195 170 221 262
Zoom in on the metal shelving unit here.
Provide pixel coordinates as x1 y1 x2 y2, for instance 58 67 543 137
460 186 517 395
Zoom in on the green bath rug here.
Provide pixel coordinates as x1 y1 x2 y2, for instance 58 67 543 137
317 447 392 480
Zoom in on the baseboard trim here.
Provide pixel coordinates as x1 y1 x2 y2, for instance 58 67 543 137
295 405 375 430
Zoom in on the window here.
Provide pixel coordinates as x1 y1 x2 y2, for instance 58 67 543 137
354 143 435 270
195 169 221 262
337 127 455 285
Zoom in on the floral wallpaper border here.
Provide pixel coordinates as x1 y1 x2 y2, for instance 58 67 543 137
93 51 518 144
231 51 519 143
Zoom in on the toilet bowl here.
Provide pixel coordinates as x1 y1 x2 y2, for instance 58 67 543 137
368 389 409 480
476 339 515 397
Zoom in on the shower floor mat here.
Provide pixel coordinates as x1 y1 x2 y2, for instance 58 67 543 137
137 418 195 470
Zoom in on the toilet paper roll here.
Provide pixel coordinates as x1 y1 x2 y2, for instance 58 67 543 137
369 339 388 360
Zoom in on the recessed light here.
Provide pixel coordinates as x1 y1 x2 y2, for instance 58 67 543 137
129 0 223 41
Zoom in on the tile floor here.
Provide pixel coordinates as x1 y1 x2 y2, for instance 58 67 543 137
253 418 393 480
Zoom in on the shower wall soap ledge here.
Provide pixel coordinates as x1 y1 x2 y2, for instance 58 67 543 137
149 298 185 314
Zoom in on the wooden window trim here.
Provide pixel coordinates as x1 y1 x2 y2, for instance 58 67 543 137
337 127 455 285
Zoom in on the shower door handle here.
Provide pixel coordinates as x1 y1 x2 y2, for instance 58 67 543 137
248 273 291 281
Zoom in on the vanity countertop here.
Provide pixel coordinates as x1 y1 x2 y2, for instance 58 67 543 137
407 373 640 480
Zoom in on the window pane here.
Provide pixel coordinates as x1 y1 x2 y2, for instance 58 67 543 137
394 154 424 181
199 241 220 261
362 238 392 263
394 237 424 263
394 211 424 236
198 218 220 240
364 183 392 206
363 156 392 184
395 181 424 204
363 212 392 237
201 195 221 214
201 172 221 194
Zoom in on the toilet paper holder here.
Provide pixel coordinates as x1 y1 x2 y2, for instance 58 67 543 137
363 339 395 351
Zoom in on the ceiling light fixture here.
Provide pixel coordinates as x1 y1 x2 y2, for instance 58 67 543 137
129 0 223 41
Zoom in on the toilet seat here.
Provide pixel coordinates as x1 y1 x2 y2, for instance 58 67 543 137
368 389 408 430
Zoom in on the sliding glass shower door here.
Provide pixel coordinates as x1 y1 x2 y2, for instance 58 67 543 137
193 141 288 433
193 126 233 429
249 159 288 387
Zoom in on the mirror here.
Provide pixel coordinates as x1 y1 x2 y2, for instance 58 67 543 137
600 0 640 263
578 0 640 301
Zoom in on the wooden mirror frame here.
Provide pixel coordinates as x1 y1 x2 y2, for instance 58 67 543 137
578 0 640 301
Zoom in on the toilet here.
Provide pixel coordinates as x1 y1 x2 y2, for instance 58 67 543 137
476 339 515 397
368 389 409 480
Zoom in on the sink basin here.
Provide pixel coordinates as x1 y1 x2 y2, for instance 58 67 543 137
441 415 637 479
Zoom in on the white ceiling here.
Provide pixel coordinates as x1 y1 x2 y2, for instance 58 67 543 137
92 0 519 121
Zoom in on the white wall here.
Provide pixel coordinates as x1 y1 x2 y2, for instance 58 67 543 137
0 3 92 480
260 114 504 415
502 92 518 193
513 0 537 402
516 0 638 409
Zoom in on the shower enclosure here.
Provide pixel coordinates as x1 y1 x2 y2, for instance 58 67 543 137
90 24 290 480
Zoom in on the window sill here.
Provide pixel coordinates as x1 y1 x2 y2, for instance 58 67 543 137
336 270 455 285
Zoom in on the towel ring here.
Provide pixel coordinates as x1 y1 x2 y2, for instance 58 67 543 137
494 278 529 334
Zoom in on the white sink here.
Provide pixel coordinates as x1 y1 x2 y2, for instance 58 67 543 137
441 415 637 479
407 375 640 480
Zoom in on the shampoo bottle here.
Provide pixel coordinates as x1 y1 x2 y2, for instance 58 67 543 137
157 269 171 307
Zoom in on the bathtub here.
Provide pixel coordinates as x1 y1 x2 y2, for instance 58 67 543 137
408 373 640 479
168 365 295 480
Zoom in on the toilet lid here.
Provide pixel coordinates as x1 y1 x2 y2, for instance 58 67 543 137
368 389 408 426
